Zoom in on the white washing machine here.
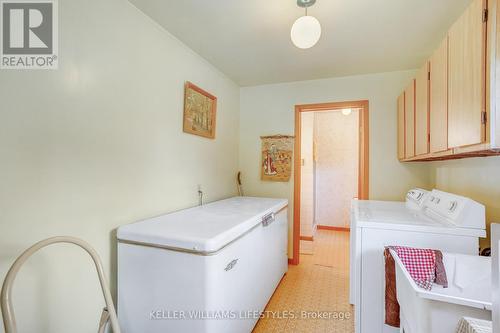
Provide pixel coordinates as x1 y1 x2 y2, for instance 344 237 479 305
350 189 486 333
349 188 429 304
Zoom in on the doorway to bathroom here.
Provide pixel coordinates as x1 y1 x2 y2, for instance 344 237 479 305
292 100 369 265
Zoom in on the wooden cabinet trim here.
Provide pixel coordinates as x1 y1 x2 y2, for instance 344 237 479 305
429 38 450 153
397 92 406 160
404 80 416 159
415 62 430 156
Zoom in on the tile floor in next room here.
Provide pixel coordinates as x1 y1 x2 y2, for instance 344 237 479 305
253 230 354 333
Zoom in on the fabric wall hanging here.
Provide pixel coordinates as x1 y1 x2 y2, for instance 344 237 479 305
260 135 294 182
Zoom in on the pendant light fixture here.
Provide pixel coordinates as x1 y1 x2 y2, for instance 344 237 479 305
291 0 321 49
342 108 352 116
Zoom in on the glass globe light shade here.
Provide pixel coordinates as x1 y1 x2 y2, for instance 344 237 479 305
290 15 321 49
342 108 352 116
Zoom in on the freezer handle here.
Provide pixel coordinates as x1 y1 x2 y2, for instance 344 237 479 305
262 212 275 227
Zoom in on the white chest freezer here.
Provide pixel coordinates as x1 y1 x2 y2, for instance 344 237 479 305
117 196 288 333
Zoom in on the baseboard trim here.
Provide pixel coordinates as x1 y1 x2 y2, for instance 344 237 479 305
317 225 350 232
300 236 314 241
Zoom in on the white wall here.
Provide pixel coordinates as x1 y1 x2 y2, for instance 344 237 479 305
299 113 314 237
0 1 495 331
239 70 434 257
432 156 500 249
0 0 239 332
314 110 359 228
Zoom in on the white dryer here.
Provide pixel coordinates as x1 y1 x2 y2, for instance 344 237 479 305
350 189 486 333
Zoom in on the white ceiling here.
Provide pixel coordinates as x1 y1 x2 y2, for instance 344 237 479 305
130 0 472 86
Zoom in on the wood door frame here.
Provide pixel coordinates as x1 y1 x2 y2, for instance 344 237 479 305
292 100 369 265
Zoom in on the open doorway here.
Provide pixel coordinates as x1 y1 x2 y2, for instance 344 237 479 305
292 100 369 265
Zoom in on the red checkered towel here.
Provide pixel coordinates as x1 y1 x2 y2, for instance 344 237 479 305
384 246 448 327
390 246 436 290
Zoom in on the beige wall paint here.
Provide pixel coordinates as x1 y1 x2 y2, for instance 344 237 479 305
0 1 494 330
239 70 434 257
314 110 359 228
300 113 314 237
432 156 500 249
0 0 239 332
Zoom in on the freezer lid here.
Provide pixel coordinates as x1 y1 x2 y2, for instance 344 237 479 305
117 197 288 254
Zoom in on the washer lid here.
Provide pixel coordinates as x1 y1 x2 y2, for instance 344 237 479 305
352 199 486 237
117 197 288 254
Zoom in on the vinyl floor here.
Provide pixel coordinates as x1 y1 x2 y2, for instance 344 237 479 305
252 230 354 333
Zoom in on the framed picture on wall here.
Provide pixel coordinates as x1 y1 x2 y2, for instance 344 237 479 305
183 81 217 139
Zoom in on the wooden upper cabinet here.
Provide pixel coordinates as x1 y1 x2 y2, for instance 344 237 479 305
396 0 500 161
404 80 416 158
448 0 486 148
429 38 449 153
397 92 405 160
415 62 430 156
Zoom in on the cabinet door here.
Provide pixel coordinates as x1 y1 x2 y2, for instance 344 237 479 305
430 38 449 153
405 81 416 158
397 92 405 160
415 62 430 156
448 0 486 148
